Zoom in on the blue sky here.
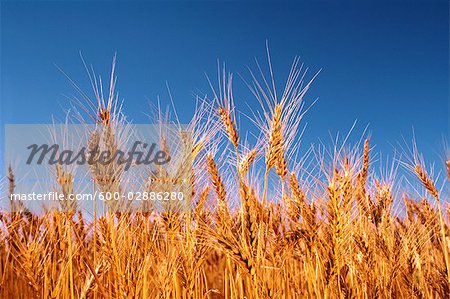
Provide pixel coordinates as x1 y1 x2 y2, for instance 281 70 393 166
1 0 449 169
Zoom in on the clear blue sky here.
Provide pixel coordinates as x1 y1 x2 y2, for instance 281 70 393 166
1 0 449 168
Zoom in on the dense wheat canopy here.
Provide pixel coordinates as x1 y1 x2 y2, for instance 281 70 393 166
0 57 449 299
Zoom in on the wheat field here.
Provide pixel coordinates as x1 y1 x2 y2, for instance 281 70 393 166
0 57 449 298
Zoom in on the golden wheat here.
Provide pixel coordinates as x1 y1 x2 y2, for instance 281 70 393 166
1 58 449 299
